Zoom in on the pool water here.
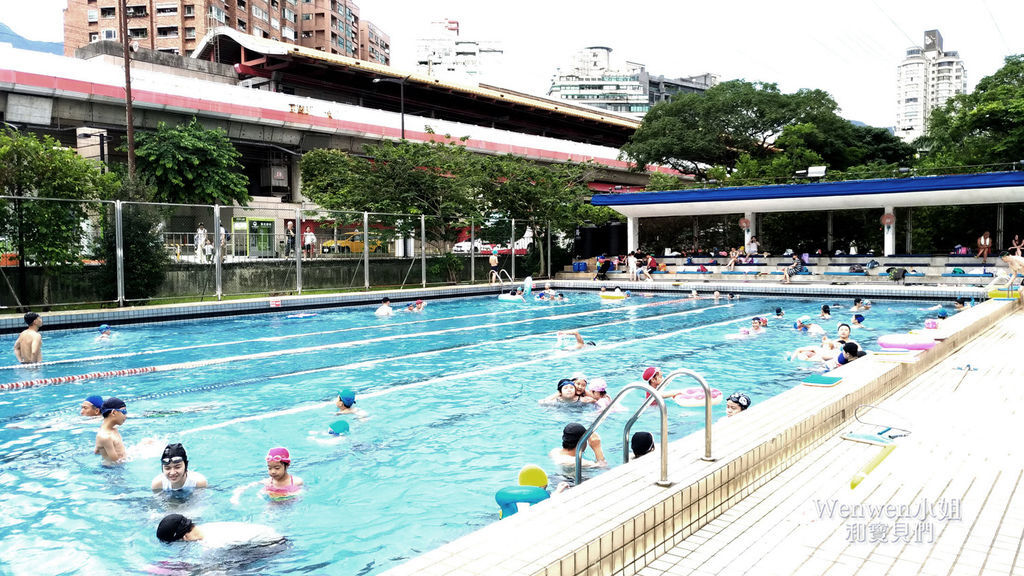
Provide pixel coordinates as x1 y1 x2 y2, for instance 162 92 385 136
0 293 946 575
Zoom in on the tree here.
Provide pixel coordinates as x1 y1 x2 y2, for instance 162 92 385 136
133 118 250 205
919 54 1024 167
0 128 119 306
97 175 168 303
621 81 838 179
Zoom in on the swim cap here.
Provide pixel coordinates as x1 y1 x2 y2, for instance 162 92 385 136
161 443 188 468
415 300 423 305
98 324 110 333
797 315 812 325
821 305 830 314
938 310 948 318
589 378 607 392
23 312 39 325
571 372 586 382
562 423 586 450
328 420 350 435
85 395 103 410
642 367 661 382
157 513 194 542
100 397 126 417
775 307 783 315
557 378 575 392
854 314 865 323
631 432 655 456
727 392 751 410
518 464 549 488
266 447 291 464
338 388 356 407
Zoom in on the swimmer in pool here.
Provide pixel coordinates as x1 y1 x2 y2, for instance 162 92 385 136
80 395 104 417
13 312 43 364
550 423 607 469
557 330 596 350
630 432 656 459
405 300 426 312
851 298 871 311
835 323 860 349
96 324 112 340
540 379 582 404
589 378 612 409
334 388 367 417
820 305 831 319
725 392 751 417
264 447 303 500
851 313 866 328
775 307 784 317
156 513 285 548
374 298 394 317
795 315 825 335
95 397 127 464
790 336 837 362
152 443 208 493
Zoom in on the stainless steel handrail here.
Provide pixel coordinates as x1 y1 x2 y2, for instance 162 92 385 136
623 368 715 462
574 382 671 487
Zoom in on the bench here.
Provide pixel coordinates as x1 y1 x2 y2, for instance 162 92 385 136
769 270 811 275
824 271 869 276
877 271 925 277
941 273 993 277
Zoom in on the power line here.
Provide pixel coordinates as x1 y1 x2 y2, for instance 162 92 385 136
980 0 1010 56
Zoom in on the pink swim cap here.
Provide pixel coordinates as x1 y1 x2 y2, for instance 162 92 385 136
266 447 291 464
642 367 661 382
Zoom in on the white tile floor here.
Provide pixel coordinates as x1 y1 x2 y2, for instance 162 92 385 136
637 309 1024 576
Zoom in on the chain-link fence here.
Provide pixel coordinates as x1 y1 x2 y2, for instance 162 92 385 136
0 196 554 310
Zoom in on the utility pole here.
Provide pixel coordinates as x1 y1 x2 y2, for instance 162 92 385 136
120 0 136 176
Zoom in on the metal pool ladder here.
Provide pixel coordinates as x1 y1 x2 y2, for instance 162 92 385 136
572 369 717 487
496 269 514 289
574 381 670 487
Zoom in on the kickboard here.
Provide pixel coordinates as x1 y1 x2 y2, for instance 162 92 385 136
802 374 843 387
841 431 896 446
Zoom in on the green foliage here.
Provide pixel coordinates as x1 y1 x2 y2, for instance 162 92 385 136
133 118 249 205
428 252 464 283
98 177 169 302
645 172 689 191
622 81 839 179
0 128 119 303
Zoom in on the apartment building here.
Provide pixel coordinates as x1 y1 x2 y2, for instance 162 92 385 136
64 0 386 62
895 29 967 143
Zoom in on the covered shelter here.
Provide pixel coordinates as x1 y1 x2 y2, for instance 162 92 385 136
591 172 1024 255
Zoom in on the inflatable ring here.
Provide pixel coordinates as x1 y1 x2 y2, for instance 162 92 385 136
600 292 627 300
988 288 1021 299
522 276 533 298
877 333 936 350
495 485 549 518
673 387 723 407
498 294 525 302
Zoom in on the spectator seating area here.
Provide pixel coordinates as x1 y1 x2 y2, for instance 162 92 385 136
562 254 1010 287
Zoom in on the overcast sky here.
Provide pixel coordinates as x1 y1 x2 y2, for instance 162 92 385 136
5 0 1024 127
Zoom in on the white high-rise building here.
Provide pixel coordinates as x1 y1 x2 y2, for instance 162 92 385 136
895 30 967 143
415 20 503 85
547 47 715 118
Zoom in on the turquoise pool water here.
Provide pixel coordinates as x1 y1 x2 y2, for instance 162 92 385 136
0 293 947 575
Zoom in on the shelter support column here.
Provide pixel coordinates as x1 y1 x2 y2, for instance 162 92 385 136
744 212 757 247
827 211 833 253
883 205 896 256
626 217 639 253
997 204 1005 249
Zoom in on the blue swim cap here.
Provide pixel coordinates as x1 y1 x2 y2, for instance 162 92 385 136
854 314 865 323
328 419 350 435
85 395 103 409
98 324 110 332
937 310 948 318
338 388 356 407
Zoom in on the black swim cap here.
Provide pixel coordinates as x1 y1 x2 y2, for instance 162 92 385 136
631 432 655 457
161 443 188 469
557 378 575 392
562 423 586 450
727 392 751 409
156 514 194 542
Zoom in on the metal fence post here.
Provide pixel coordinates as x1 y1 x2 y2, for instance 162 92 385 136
363 211 370 290
421 214 427 287
511 218 515 281
470 218 475 284
547 221 552 278
115 200 125 306
295 207 303 294
213 204 222 300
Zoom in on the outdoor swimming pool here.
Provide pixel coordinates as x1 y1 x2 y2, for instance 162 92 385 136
0 292 949 575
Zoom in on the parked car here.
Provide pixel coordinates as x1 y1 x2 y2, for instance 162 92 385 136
452 240 494 254
321 231 386 254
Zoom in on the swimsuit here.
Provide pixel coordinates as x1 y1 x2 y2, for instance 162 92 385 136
265 475 301 501
161 472 199 494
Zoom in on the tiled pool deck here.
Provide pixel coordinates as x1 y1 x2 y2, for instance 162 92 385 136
379 296 1018 576
637 308 1024 576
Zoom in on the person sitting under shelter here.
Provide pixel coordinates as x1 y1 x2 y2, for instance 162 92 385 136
782 254 805 284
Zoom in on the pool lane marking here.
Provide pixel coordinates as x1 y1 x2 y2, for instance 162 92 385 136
0 297 683 372
0 298 700 389
0 299 717 392
177 309 750 436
